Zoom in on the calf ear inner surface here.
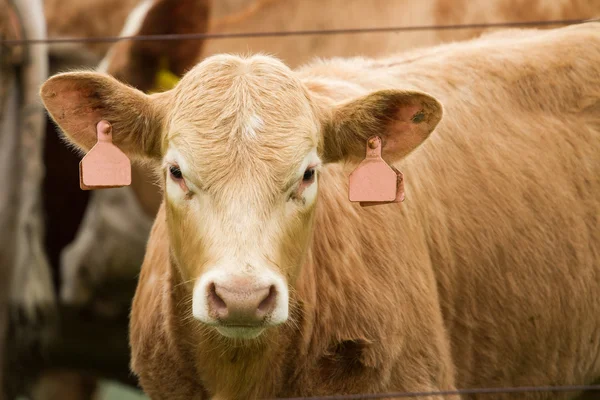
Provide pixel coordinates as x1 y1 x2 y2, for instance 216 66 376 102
320 89 443 164
40 71 168 160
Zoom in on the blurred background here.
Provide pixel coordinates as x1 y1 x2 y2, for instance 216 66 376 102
0 0 598 399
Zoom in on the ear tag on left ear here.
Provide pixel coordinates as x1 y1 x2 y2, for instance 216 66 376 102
348 136 405 207
79 120 131 190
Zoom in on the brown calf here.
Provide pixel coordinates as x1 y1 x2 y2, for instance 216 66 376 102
41 21 600 399
62 0 600 324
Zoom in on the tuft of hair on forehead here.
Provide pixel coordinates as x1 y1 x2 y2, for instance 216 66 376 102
168 53 319 145
163 54 321 196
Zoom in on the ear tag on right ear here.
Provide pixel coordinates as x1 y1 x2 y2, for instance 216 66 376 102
348 136 405 207
79 121 132 191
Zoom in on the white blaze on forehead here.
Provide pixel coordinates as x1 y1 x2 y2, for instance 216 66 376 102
97 0 154 72
239 114 264 140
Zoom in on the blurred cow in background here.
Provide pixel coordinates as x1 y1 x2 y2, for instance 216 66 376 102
44 0 141 72
3 1 209 399
1 1 51 399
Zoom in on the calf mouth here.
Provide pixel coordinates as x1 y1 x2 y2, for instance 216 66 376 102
213 325 266 339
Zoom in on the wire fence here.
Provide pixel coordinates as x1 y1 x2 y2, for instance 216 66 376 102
273 384 600 399
2 17 599 46
4 9 600 400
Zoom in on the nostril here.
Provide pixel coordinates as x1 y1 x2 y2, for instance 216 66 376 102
257 285 277 314
208 283 227 317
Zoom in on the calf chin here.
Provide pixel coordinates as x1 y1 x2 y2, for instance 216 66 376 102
214 326 266 340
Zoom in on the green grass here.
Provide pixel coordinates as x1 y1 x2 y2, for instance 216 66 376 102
96 380 148 400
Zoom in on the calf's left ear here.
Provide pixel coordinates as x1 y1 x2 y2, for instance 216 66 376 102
320 89 443 163
40 71 170 160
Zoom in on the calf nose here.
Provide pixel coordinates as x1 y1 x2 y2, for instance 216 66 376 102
207 282 277 325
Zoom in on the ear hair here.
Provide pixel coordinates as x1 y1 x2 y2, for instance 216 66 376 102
319 89 443 164
40 71 171 160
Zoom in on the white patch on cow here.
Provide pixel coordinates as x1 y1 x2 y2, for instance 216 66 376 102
97 0 154 72
240 114 264 139
192 261 289 337
302 175 319 206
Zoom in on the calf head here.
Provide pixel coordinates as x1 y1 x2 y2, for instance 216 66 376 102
40 54 442 340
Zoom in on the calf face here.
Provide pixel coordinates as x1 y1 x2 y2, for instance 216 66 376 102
40 54 442 340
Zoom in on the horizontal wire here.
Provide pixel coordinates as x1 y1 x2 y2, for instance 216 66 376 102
2 18 599 46
274 384 600 399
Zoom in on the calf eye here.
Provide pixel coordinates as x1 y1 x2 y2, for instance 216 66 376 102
169 165 183 180
303 168 315 183
167 164 190 194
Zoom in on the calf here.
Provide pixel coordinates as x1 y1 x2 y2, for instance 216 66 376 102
41 21 600 399
61 0 600 321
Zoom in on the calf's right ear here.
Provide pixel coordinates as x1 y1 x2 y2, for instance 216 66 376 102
40 71 171 160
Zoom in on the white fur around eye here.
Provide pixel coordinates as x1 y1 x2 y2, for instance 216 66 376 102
164 146 193 202
301 174 319 206
166 170 188 201
287 149 321 208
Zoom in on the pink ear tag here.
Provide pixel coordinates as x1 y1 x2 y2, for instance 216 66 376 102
348 136 405 207
79 121 132 190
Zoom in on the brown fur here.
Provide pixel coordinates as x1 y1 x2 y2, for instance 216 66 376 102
103 0 211 93
40 21 600 399
44 0 140 60
203 0 600 69
435 0 599 42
